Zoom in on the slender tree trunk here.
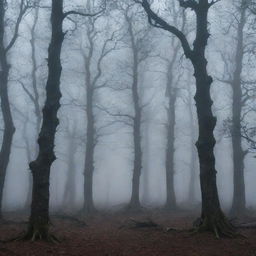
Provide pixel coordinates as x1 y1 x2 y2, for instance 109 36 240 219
26 0 64 239
164 47 179 210
0 1 16 218
188 85 197 203
130 107 142 209
62 135 77 210
25 5 41 209
165 93 177 209
142 122 150 204
230 2 246 216
128 48 143 209
126 15 143 210
83 86 96 214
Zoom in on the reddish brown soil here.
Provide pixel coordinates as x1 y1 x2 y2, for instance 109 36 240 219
0 211 256 256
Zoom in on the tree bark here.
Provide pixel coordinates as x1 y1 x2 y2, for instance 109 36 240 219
0 0 16 218
26 0 64 240
191 3 233 236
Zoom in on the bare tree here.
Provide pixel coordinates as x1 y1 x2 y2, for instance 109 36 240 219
217 0 255 216
0 0 33 218
137 0 236 237
20 0 105 241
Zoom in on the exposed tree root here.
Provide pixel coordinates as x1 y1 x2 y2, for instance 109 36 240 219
192 213 239 239
4 230 61 244
3 220 61 244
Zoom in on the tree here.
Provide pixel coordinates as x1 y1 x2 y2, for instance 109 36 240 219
0 0 32 218
119 3 153 210
80 13 118 215
17 1 44 208
217 0 254 216
22 0 104 241
138 0 236 237
160 2 188 210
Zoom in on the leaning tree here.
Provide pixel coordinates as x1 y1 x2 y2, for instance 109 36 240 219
137 0 236 237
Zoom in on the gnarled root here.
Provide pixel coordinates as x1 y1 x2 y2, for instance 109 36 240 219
6 220 60 243
193 212 239 239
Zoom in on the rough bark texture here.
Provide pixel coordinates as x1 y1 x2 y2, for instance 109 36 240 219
141 0 236 236
0 0 16 218
230 1 247 216
26 0 64 240
191 3 233 236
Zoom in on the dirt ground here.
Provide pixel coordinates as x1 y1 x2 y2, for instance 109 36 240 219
0 210 256 256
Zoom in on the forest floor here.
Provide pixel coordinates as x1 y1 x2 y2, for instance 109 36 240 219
0 209 256 256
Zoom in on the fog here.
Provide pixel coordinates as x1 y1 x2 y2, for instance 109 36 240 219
0 0 256 223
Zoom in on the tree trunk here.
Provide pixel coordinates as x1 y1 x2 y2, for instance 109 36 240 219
130 108 142 209
0 1 16 218
26 0 64 240
142 121 150 204
25 5 41 209
127 16 143 211
165 93 177 209
187 84 198 203
129 60 142 210
140 0 235 237
62 135 77 210
230 2 246 216
83 86 96 215
191 4 234 236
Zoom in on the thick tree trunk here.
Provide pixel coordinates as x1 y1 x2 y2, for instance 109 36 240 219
26 0 64 240
140 0 235 237
0 1 16 218
230 3 246 216
191 4 234 236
